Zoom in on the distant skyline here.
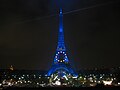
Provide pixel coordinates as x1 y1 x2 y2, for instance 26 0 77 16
0 0 120 70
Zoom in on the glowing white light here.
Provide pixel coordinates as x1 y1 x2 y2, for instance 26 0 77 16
21 77 24 79
103 80 112 85
73 76 77 78
84 78 86 80
90 83 96 87
90 80 93 82
45 74 47 76
98 81 101 83
53 75 58 80
8 82 11 86
63 75 68 80
89 77 93 80
55 81 61 86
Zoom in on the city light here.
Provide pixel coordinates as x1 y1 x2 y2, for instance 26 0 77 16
103 80 113 86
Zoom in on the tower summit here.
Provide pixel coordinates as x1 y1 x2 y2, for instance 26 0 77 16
47 9 77 77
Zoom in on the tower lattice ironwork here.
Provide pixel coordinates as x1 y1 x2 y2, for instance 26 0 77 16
47 9 77 77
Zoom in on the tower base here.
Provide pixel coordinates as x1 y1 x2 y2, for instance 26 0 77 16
47 63 77 77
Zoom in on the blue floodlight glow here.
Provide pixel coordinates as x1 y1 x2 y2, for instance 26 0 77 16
47 9 77 77
60 28 63 32
60 9 62 14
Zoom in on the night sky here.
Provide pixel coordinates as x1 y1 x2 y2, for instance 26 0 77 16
0 0 120 71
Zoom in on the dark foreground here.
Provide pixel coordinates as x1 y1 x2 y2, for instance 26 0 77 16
2 86 120 90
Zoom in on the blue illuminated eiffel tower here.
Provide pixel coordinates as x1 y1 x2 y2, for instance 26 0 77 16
47 9 77 77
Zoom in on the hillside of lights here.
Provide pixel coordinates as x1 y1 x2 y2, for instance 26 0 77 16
0 67 120 88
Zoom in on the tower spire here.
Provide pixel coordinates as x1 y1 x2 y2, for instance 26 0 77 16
57 8 66 51
59 8 63 33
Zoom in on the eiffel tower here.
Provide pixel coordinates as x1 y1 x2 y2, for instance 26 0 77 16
47 9 77 77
